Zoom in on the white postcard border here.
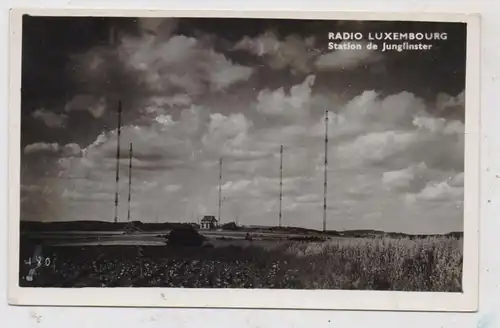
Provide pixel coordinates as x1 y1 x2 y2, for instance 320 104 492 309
7 8 481 312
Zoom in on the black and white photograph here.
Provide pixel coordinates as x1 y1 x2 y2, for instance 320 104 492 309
8 9 480 310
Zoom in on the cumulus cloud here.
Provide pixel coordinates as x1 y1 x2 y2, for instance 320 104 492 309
42 73 464 232
226 87 463 230
413 115 464 135
64 94 107 118
20 18 467 232
320 90 464 172
382 162 427 191
315 41 383 71
69 27 254 122
233 32 318 74
24 142 82 157
32 109 67 128
24 142 60 155
418 181 462 201
406 174 464 203
84 132 191 172
62 143 83 157
201 112 252 157
78 104 208 173
256 75 316 119
449 172 464 187
436 90 465 119
337 130 419 166
312 88 465 218
119 34 253 95
310 91 427 143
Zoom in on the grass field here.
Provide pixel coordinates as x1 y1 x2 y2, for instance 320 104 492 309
283 236 463 291
19 235 463 292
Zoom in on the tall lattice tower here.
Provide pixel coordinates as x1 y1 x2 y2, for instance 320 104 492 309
279 145 283 228
127 143 133 222
218 158 222 226
113 101 122 224
323 109 329 232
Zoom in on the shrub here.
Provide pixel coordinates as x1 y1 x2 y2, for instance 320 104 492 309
166 227 206 248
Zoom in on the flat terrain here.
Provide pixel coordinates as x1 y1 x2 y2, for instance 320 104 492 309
20 229 323 247
19 231 463 291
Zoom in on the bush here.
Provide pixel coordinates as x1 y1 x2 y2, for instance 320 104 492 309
166 227 206 248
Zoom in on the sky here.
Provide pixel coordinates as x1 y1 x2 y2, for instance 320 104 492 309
20 16 467 233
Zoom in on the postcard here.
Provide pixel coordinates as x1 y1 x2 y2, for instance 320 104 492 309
8 8 480 311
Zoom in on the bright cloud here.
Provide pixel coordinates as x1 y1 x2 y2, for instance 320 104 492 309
406 175 464 204
69 29 254 120
24 142 60 155
233 32 318 74
256 75 316 119
202 112 252 157
119 34 253 95
382 162 427 191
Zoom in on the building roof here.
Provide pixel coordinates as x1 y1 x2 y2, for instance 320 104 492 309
201 216 217 222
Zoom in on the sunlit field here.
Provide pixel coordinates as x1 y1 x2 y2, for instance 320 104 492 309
284 236 463 291
19 236 463 292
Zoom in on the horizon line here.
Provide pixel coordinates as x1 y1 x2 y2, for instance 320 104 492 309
20 220 464 236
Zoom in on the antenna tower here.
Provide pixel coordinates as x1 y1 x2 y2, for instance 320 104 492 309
218 158 222 226
323 110 329 232
127 143 133 222
279 145 283 228
113 101 122 223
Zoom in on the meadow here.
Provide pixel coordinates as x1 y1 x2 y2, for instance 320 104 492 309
283 236 463 291
19 235 463 292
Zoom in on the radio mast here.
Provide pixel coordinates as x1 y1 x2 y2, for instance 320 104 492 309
323 109 329 232
279 145 283 228
218 158 222 226
113 101 122 224
127 143 133 222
